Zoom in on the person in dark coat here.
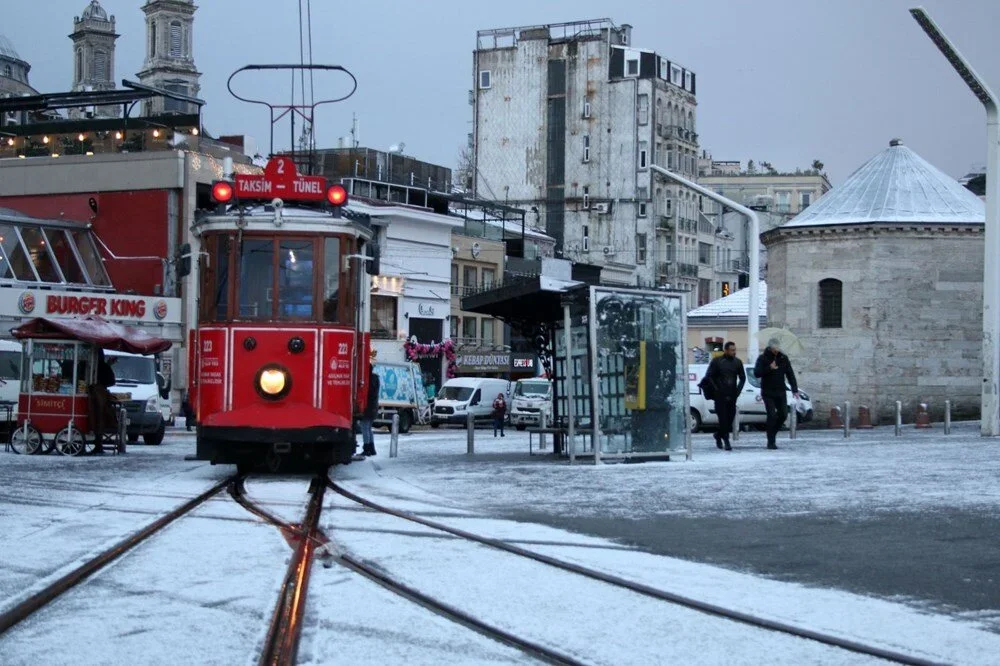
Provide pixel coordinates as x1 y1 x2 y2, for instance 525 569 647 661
705 342 746 451
361 370 380 456
753 338 799 449
88 349 117 453
492 393 506 438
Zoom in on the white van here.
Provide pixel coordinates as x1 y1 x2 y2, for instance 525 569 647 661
510 378 552 430
430 377 510 428
0 339 22 421
104 350 172 445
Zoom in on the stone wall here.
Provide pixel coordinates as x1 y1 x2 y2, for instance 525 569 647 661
765 225 983 424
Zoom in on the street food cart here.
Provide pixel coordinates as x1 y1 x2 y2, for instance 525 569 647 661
7 317 172 456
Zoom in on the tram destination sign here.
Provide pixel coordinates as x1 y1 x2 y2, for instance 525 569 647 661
234 156 327 201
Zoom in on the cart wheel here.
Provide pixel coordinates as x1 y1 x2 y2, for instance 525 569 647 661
55 427 86 457
10 424 43 455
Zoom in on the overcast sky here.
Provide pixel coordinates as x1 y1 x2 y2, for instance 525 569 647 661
6 0 998 184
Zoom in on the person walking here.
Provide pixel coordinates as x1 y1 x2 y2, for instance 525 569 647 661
705 342 746 451
753 337 799 450
361 369 380 456
492 392 506 438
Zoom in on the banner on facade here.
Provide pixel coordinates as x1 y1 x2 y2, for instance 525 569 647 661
0 288 183 326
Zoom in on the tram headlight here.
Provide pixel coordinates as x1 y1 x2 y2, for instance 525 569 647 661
255 365 291 400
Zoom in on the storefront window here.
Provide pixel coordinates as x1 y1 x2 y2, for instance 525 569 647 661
370 295 397 339
278 239 314 318
0 224 14 280
238 239 274 319
323 237 341 322
19 227 62 282
1 224 39 281
46 230 88 284
69 230 111 286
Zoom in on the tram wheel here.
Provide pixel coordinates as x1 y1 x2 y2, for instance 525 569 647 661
9 424 43 455
55 427 86 457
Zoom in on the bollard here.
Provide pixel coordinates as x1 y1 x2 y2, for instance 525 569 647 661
389 412 400 458
466 412 475 454
829 406 843 429
844 400 852 438
895 401 902 436
915 403 932 429
789 403 798 440
732 407 741 442
945 400 951 435
539 410 547 450
856 406 874 429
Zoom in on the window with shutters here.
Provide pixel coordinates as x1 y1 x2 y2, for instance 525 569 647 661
93 50 108 81
818 278 843 328
169 21 182 57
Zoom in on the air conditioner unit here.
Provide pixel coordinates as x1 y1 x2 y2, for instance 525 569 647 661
593 202 610 214
602 245 615 256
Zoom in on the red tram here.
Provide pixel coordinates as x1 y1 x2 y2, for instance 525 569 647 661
189 156 376 471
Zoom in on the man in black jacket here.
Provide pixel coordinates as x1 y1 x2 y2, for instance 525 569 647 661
706 342 745 451
360 370 380 456
753 337 799 449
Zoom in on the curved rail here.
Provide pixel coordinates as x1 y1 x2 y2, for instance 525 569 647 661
329 481 944 666
253 476 327 666
0 475 236 636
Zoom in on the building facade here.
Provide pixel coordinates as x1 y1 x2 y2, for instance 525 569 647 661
0 34 39 98
763 140 985 424
473 19 722 296
137 0 201 116
69 1 120 119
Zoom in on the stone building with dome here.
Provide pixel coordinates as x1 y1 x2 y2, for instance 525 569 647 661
0 34 40 98
762 140 986 424
69 1 121 119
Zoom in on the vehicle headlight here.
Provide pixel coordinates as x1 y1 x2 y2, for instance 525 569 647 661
255 365 291 400
145 396 158 413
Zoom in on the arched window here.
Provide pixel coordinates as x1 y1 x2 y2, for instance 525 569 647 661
688 110 694 132
150 21 157 57
169 21 182 57
75 50 82 82
93 50 108 82
819 278 843 328
3 64 11 79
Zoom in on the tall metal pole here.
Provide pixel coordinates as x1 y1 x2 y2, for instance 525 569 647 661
650 165 761 359
910 7 1000 437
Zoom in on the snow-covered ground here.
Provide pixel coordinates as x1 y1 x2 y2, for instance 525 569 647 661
0 422 997 664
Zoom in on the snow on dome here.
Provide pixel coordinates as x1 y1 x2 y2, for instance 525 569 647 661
81 0 109 21
782 141 984 228
0 34 22 61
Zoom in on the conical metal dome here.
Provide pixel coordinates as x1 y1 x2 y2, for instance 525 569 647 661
783 140 984 228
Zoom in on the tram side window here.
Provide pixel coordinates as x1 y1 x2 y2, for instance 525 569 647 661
323 237 341 322
278 240 314 318
239 239 274 319
200 235 231 321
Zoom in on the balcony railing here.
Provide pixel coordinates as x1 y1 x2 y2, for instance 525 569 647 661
656 215 674 232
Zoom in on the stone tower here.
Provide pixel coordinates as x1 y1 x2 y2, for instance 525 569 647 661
136 0 201 116
69 1 119 118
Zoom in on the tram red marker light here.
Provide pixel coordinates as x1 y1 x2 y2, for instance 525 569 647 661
212 180 234 203
326 184 348 206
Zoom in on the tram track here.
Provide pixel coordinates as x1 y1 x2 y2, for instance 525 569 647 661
328 480 945 666
0 475 237 637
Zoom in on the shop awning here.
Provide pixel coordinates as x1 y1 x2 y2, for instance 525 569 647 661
11 316 173 354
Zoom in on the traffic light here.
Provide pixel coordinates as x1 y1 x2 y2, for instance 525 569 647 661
326 184 348 218
211 180 233 213
721 282 730 297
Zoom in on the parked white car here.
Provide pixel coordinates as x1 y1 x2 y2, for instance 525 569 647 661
688 362 814 433
430 377 511 428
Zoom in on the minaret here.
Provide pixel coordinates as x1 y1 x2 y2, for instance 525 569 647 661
69 0 119 118
136 0 201 116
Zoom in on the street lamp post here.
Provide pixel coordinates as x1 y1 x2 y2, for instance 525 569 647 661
650 164 761 359
910 7 1000 437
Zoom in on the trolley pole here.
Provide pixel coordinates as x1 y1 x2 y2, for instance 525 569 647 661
389 413 400 458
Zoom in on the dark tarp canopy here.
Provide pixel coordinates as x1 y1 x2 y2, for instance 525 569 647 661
11 317 173 355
